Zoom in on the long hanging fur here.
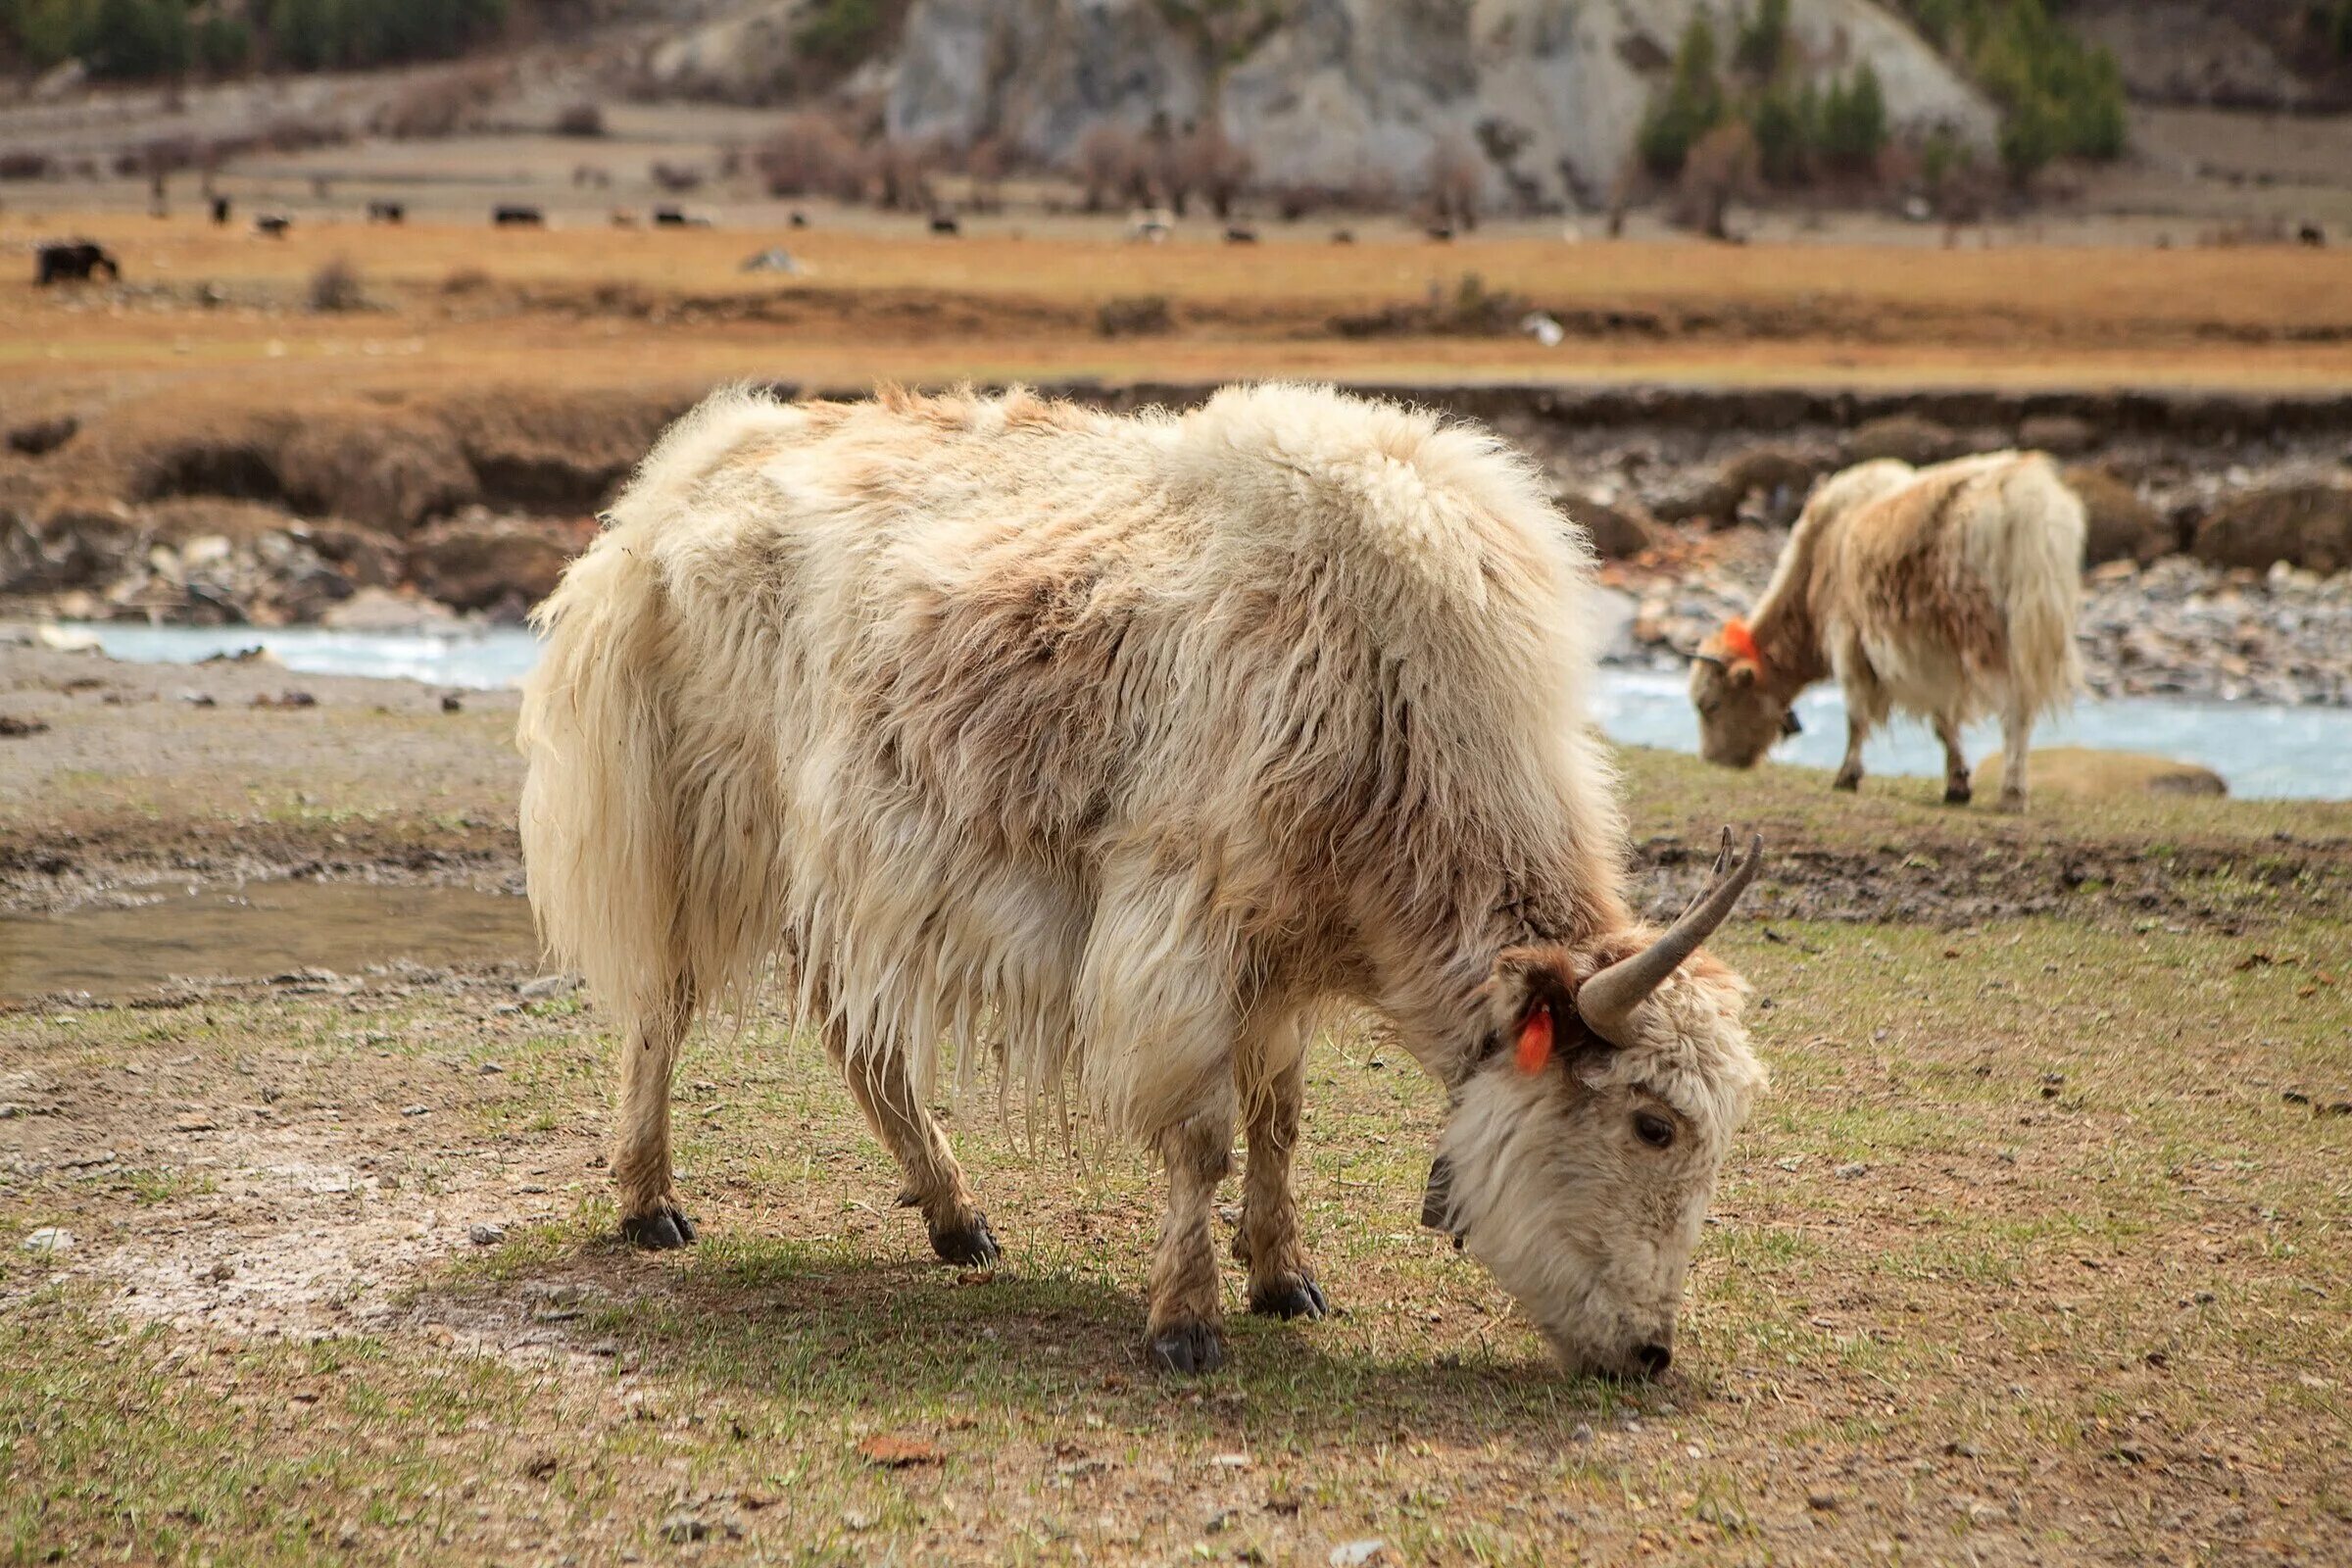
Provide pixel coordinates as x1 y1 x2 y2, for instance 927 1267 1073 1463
517 383 1635 1145
1749 449 2085 724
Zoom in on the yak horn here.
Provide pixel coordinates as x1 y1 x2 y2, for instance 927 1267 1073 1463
1577 828 1764 1049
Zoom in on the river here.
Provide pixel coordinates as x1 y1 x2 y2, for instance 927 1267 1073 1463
65 623 2352 802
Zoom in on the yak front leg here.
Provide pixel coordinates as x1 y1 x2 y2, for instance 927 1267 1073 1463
615 984 697 1250
1935 711 1972 806
1148 1104 1234 1373
824 1024 998 1266
1232 1052 1327 1320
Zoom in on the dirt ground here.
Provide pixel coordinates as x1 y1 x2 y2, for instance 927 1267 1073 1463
3 650 2349 1565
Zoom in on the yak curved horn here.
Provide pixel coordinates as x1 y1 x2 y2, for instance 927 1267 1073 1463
1577 828 1764 1049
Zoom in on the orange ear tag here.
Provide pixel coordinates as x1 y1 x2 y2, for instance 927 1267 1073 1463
1721 617 1761 665
1515 1004 1555 1074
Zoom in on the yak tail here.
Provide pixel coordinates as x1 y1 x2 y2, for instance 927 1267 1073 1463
2000 453 2087 720
516 538 693 1044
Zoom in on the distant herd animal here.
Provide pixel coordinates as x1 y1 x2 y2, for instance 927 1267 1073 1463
34 240 118 284
492 204 544 227
1690 451 2084 812
521 384 1771 1379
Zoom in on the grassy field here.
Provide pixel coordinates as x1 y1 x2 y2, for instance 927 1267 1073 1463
2 655 2348 1565
8 212 2352 410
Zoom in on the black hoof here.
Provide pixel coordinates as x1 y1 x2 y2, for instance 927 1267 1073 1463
1148 1321 1226 1375
1832 775 1861 794
1943 784 1972 806
929 1212 1000 1268
1249 1275 1329 1320
619 1205 697 1250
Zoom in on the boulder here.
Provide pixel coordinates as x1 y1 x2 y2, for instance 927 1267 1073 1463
1561 492 1655 559
1974 747 2227 801
1845 414 1960 466
320 584 461 632
2017 414 2096 457
3 494 141 590
1717 444 1828 526
141 496 295 546
2063 465 2174 565
2191 481 2352 574
1650 444 1827 529
290 519 405 587
407 519 573 612
6 415 78 457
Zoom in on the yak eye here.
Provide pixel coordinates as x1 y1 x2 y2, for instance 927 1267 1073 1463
1633 1111 1677 1150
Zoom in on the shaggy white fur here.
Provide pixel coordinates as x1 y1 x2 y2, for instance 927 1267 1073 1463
1693 450 2085 811
520 382 1765 1375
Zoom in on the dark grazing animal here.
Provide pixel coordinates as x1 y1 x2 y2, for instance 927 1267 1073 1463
367 200 406 223
36 241 119 284
254 214 291 237
493 204 545 227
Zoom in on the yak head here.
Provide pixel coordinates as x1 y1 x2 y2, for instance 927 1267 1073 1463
1688 618 1797 768
1427 832 1768 1380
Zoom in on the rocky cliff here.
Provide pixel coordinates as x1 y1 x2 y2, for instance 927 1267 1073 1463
886 0 1995 207
646 0 1995 205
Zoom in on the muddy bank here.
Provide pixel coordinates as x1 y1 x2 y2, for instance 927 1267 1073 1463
5 645 2348 949
0 644 520 916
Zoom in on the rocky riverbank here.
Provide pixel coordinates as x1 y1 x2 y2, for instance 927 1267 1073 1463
6 379 2351 704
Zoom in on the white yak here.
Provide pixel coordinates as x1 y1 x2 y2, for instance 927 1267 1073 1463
519 382 1768 1376
1691 451 2084 811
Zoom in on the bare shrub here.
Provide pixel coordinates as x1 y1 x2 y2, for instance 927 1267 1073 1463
441 266 493 295
962 135 1008 212
756 114 868 200
1672 121 1759 240
870 137 941 212
1097 295 1173 337
1174 126 1252 220
372 68 505 140
0 151 51 181
555 103 606 137
261 116 349 154
1425 137 1484 231
308 256 367 314
1074 122 1148 214
650 160 707 192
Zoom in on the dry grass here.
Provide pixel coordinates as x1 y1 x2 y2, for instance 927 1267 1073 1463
6 213 2352 410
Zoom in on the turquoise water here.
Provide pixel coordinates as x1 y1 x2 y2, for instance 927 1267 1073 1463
62 624 2352 801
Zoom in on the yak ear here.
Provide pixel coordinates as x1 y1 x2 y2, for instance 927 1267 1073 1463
1490 948 1609 1074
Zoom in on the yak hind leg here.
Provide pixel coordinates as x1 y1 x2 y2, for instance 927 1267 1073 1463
1231 1049 1327 1320
1148 1103 1234 1373
1996 700 2034 813
1832 710 1870 793
1934 711 1973 806
615 982 698 1250
825 1024 998 1267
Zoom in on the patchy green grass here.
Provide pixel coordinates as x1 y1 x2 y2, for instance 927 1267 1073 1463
3 906 2348 1563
